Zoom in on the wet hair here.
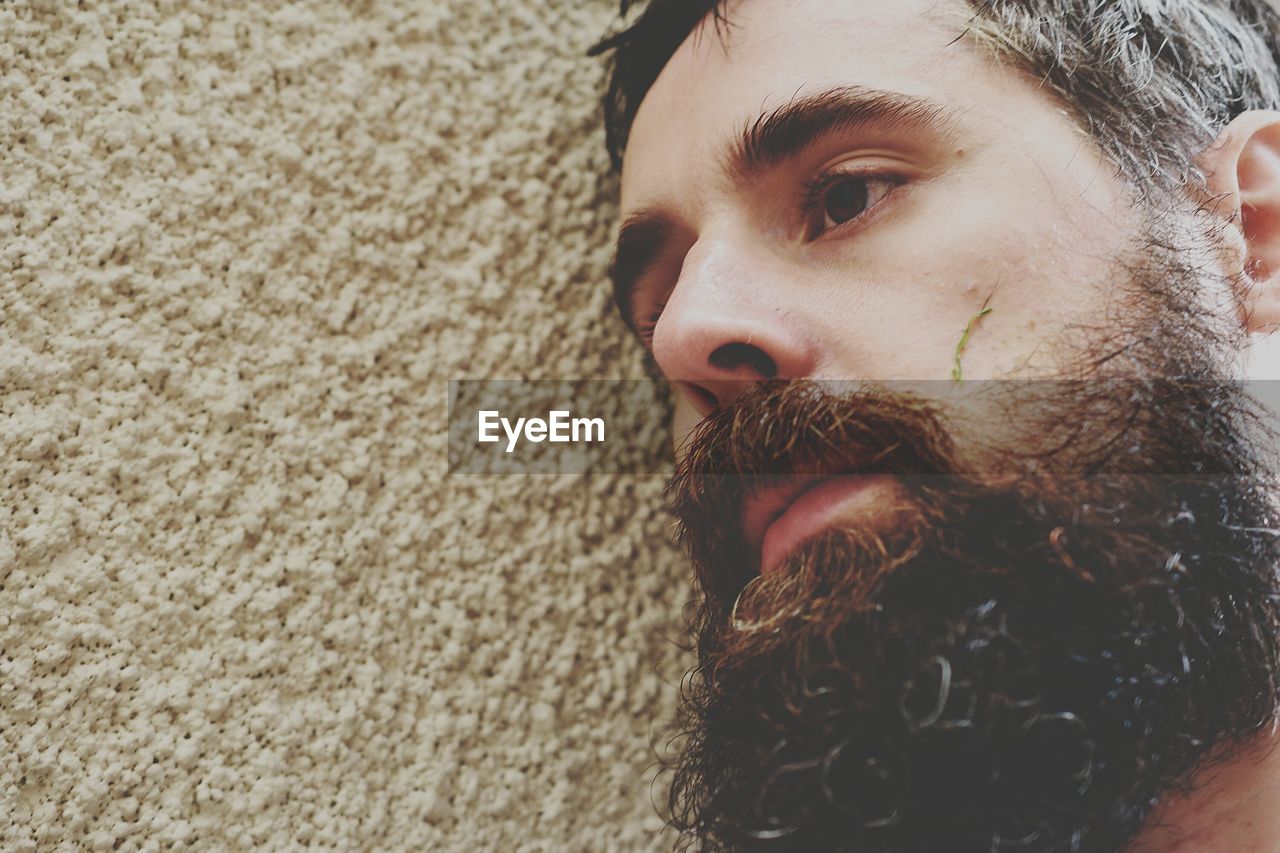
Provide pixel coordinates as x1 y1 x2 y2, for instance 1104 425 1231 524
589 0 1280 203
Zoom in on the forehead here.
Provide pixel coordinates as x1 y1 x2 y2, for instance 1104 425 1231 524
620 0 992 211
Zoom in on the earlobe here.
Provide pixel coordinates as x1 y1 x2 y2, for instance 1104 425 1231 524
1202 110 1280 335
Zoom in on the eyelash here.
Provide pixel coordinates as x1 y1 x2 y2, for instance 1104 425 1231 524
636 299 667 346
634 169 901 346
799 168 902 236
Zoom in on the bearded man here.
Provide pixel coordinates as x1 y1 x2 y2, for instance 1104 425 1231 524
590 1 1280 850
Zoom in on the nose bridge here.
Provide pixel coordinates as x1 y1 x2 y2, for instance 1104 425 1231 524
652 227 818 412
678 232 755 313
675 225 801 335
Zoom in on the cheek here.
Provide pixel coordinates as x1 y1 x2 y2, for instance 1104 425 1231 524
858 187 1128 377
805 233 1051 379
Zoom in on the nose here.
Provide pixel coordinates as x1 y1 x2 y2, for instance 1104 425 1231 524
651 237 818 413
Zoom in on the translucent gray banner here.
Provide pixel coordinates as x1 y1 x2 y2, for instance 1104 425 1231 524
447 379 1280 476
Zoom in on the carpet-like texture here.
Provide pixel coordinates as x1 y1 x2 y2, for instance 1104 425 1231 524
1 2 688 848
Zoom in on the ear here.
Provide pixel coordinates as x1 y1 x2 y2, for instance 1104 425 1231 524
1201 110 1280 335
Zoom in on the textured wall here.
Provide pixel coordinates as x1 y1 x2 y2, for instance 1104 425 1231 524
0 1 688 849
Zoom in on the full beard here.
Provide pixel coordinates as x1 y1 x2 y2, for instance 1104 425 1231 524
662 231 1280 852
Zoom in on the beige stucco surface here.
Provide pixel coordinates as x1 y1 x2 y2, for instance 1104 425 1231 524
1 2 688 848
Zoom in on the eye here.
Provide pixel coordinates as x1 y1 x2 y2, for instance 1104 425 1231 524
636 299 668 349
803 172 902 238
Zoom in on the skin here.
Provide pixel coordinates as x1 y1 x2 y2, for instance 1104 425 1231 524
619 0 1280 430
616 0 1280 846
1126 735 1280 852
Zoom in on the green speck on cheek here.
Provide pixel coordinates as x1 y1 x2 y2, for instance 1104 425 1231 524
952 305 994 382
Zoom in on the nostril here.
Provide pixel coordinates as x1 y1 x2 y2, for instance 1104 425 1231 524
708 342 778 379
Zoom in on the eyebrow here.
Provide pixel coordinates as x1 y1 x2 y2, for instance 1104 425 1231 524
726 85 958 182
609 86 960 333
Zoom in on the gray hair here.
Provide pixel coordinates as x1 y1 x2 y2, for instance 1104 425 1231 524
594 0 1280 201
954 1 1280 201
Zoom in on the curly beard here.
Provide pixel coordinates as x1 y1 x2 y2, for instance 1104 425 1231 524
661 230 1280 851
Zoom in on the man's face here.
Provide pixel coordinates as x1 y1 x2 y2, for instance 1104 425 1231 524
617 0 1254 578
617 0 1237 420
613 1 1280 850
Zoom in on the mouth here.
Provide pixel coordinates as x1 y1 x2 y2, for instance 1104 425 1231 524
741 465 898 577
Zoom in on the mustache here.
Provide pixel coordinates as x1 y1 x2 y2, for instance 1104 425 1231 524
669 381 959 483
666 381 964 606
664 377 1277 610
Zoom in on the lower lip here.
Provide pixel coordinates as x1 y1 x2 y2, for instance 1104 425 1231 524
758 474 896 576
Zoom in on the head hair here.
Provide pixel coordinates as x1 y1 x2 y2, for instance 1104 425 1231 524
589 0 1280 202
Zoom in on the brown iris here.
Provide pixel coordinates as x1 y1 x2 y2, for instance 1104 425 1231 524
823 177 871 226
